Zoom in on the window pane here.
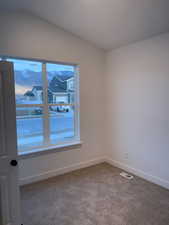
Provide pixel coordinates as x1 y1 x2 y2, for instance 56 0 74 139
47 63 75 104
49 105 75 144
7 58 43 104
16 107 44 151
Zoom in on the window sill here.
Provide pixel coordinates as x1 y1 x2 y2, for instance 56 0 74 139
18 141 82 159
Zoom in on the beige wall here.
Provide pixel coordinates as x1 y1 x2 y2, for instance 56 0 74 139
106 33 169 188
0 12 106 183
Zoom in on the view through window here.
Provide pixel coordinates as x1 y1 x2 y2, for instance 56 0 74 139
5 57 80 153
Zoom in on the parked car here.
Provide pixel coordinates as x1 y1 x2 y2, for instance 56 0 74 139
56 102 69 112
33 108 43 115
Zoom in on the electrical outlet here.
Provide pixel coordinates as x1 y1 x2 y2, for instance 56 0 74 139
124 152 129 160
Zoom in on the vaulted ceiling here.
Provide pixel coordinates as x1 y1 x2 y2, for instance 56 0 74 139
1 0 169 50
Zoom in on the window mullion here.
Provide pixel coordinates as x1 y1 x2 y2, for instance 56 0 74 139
42 63 50 145
74 66 80 140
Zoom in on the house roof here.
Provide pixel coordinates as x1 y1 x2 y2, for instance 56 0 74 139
24 76 69 96
32 86 43 91
24 90 35 97
49 85 66 93
49 76 67 93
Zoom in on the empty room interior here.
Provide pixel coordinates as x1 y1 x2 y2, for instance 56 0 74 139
0 1 169 225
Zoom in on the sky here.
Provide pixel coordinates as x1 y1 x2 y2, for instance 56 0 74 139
5 58 74 97
7 58 74 72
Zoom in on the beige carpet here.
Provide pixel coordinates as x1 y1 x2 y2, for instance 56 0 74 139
20 163 169 225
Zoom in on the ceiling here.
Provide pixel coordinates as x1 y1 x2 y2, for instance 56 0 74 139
1 0 169 50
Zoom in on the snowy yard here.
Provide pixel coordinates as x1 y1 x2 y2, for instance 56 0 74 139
17 111 74 151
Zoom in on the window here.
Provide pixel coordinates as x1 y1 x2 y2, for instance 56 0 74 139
4 57 80 154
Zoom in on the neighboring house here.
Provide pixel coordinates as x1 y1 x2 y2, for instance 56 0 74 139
67 77 74 91
66 77 74 104
23 76 74 104
24 90 35 101
49 76 68 104
32 86 43 101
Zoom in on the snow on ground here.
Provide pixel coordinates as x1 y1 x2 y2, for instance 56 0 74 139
17 111 74 152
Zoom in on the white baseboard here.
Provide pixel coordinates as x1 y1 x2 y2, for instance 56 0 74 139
19 157 105 186
19 156 169 190
105 158 169 190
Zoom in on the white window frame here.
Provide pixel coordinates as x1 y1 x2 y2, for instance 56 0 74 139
1 56 81 155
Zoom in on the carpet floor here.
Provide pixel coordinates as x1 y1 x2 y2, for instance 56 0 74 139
20 163 169 225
